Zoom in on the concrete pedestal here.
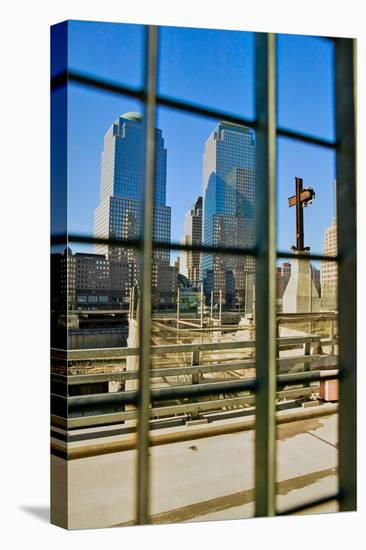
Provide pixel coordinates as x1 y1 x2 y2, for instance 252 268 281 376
282 251 320 313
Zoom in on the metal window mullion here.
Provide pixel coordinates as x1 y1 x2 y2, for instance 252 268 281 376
136 25 158 525
335 38 357 512
61 71 339 151
254 33 277 517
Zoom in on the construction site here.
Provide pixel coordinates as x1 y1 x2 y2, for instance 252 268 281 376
51 304 339 528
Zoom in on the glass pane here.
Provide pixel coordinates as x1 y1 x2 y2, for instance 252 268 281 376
67 87 145 346
277 137 336 257
52 32 146 524
276 412 338 514
158 26 255 119
277 256 338 310
68 85 143 241
156 108 215 247
68 20 144 88
65 244 137 349
275 255 338 514
52 252 142 528
276 255 338 360
66 446 137 528
148 103 258 516
150 428 255 522
156 107 256 258
277 34 335 141
150 298 255 523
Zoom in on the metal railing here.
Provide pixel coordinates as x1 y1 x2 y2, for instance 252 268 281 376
51 332 338 425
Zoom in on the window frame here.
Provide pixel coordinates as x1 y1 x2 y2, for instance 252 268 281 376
51 26 357 523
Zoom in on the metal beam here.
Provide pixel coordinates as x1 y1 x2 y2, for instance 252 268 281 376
335 38 357 513
56 390 336 431
60 368 338 412
277 493 340 516
62 333 321 361
63 377 257 410
53 403 339 461
52 71 338 152
136 25 158 525
277 250 338 262
254 33 277 517
59 353 330 385
52 232 257 257
62 386 318 429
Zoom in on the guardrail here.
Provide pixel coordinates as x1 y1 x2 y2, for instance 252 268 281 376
52 333 328 361
51 333 338 430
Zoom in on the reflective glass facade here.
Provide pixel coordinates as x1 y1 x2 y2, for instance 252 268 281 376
202 122 256 304
94 112 171 298
180 196 203 286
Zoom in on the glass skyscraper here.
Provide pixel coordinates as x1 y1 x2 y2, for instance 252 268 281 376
94 112 173 303
202 121 256 307
180 196 203 286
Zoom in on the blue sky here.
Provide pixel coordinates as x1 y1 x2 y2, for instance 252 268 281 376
67 20 336 259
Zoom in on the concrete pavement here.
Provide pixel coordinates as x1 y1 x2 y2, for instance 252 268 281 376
56 413 338 529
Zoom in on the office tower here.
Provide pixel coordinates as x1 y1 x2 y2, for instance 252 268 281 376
321 217 338 309
63 247 130 310
180 196 203 286
94 112 174 305
202 122 256 307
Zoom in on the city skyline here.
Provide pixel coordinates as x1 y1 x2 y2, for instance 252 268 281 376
67 20 336 259
67 113 335 265
50 21 353 530
61 107 335 309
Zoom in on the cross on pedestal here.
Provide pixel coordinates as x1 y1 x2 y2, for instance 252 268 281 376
288 177 316 251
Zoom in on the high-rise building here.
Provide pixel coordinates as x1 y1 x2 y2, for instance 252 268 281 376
65 248 129 309
180 196 203 286
201 122 256 307
321 217 337 309
94 112 175 305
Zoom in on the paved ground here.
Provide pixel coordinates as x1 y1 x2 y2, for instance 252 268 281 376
54 412 338 529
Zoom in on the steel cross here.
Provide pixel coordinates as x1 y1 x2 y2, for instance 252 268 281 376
288 177 315 251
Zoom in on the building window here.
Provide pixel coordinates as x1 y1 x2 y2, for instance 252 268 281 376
51 24 356 526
